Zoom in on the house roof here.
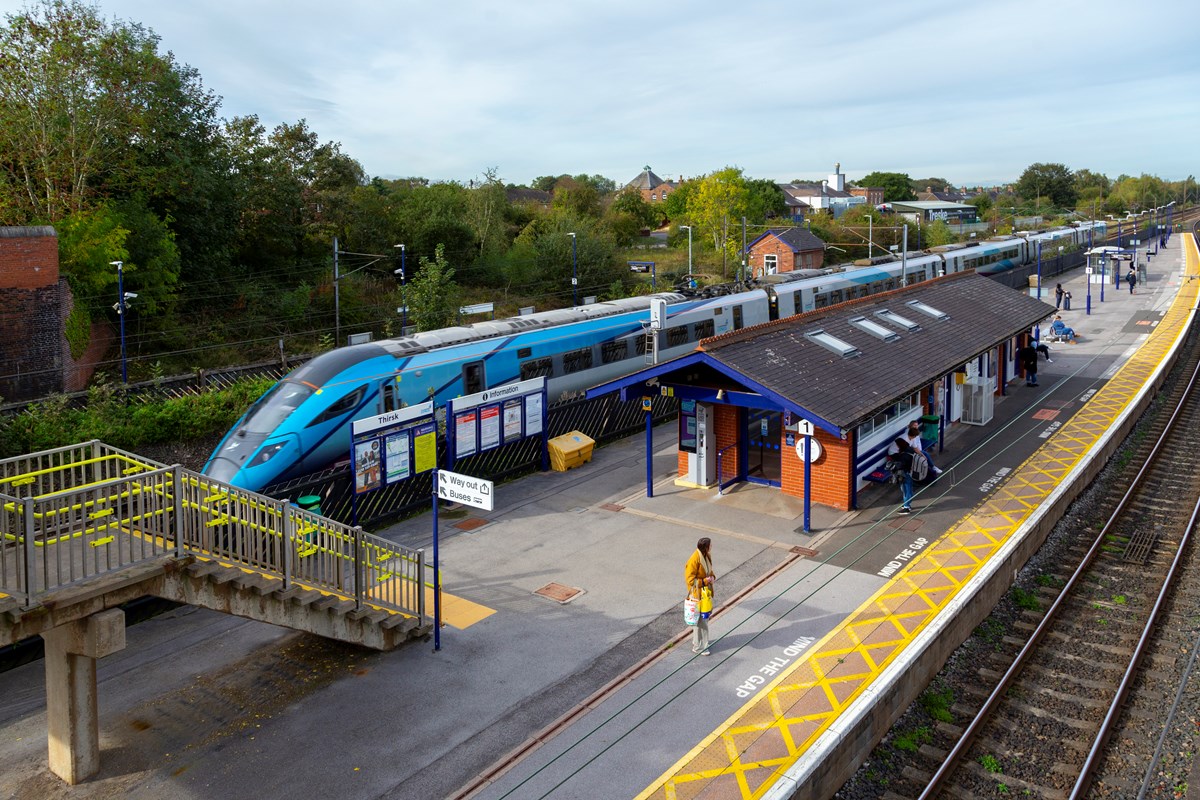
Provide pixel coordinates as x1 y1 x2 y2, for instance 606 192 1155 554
625 168 668 191
779 183 853 200
888 200 976 212
746 227 826 254
589 272 1054 434
506 188 552 205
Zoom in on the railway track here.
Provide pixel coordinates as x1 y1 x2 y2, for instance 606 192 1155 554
835 247 1200 800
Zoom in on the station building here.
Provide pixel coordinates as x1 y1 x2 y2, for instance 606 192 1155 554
589 272 1055 511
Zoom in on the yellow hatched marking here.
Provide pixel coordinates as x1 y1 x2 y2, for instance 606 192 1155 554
638 235 1200 800
424 585 496 629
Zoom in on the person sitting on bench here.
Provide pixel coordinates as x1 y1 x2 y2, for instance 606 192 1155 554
1050 315 1076 341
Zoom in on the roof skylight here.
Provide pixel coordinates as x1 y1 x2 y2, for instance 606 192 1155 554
905 300 949 321
849 316 900 342
874 309 921 332
805 329 861 358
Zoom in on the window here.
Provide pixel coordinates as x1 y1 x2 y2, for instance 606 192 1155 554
308 385 366 427
667 325 689 347
906 300 949 320
805 329 861 358
695 319 714 339
520 356 553 381
764 254 778 275
383 382 399 412
875 309 921 331
563 347 593 374
601 340 628 364
463 361 485 395
849 316 900 341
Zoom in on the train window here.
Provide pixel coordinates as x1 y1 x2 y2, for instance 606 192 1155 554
601 340 628 364
383 382 399 412
667 325 689 347
463 361 485 395
563 347 593 374
885 279 895 290
829 289 844 305
635 334 648 355
695 319 714 339
814 292 829 309
733 305 744 330
519 357 553 381
517 347 532 359
307 385 366 427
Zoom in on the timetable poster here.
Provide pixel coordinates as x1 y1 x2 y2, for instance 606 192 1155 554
354 439 382 494
525 393 544 435
502 398 523 443
412 422 438 474
479 404 501 451
454 410 478 459
385 431 411 484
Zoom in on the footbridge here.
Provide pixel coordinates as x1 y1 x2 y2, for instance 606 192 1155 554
0 441 431 783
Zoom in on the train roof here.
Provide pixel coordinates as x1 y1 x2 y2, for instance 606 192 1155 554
375 293 687 357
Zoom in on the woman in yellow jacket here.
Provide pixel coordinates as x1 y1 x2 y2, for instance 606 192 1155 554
684 537 715 655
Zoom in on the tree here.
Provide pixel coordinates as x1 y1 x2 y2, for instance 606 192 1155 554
467 167 510 261
912 177 951 193
407 244 461 332
1015 163 1076 210
686 168 749 278
859 172 916 202
743 179 788 222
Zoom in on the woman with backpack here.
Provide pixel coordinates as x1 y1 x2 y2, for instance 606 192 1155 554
888 438 916 514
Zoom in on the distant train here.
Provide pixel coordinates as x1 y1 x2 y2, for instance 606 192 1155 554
203 221 1107 492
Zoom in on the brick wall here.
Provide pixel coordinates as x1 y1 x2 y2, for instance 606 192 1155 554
781 428 853 511
748 238 825 278
0 227 65 401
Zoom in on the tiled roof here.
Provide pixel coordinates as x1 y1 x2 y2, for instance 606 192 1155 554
625 169 665 191
698 272 1054 429
749 227 826 253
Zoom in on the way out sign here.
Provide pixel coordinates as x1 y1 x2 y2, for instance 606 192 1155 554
436 469 494 511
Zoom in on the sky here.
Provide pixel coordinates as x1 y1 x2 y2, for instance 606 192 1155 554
3 0 1197 188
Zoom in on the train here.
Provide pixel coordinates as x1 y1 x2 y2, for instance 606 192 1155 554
203 221 1107 493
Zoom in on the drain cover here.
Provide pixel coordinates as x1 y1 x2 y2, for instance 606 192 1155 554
454 518 489 532
534 582 583 603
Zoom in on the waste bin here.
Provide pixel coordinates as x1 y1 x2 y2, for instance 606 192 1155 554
919 414 941 447
297 494 323 516
547 431 595 472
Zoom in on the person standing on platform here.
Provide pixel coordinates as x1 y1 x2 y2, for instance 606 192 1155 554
1062 289 1072 310
1054 283 1064 309
889 438 916 514
905 420 943 476
1126 266 1137 295
684 538 715 655
1018 341 1039 386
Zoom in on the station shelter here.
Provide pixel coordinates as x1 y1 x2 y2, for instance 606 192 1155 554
588 272 1056 513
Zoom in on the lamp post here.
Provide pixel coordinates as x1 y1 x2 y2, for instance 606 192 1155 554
1036 241 1042 300
109 260 134 384
393 244 406 332
567 232 578 306
679 225 693 281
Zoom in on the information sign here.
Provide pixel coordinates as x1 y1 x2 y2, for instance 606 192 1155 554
436 469 494 511
502 399 523 443
479 405 501 450
447 377 548 470
525 393 543 435
351 401 436 496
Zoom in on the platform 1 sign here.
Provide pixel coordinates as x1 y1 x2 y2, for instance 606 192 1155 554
436 469 494 511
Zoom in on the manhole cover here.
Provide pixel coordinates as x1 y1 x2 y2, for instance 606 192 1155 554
454 518 489 532
888 517 925 531
534 582 583 603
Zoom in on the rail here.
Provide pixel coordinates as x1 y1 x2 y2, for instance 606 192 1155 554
0 441 425 622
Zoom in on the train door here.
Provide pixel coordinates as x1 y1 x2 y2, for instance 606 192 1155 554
382 380 400 411
733 305 744 331
463 360 486 395
768 290 779 321
744 409 782 486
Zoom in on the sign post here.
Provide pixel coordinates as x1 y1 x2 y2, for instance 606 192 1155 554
796 419 815 533
430 469 496 651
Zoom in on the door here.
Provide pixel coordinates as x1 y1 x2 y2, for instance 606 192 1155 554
744 409 782 485
463 361 485 395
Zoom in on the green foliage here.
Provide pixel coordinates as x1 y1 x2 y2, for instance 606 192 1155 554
687 167 750 266
913 176 951 193
408 243 462 331
919 684 954 723
860 171 916 202
1015 162 1077 210
893 726 932 753
1012 586 1041 611
663 180 696 220
923 220 956 248
63 304 91 360
55 202 130 297
0 377 274 457
979 754 1002 773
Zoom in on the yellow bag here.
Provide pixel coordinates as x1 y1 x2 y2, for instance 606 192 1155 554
698 586 713 619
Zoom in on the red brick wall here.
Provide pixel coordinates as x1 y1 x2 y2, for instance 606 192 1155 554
781 428 853 511
0 228 58 289
0 228 65 400
748 238 825 278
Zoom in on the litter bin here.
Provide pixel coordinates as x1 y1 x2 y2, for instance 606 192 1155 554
297 494 323 516
547 431 595 472
919 414 941 447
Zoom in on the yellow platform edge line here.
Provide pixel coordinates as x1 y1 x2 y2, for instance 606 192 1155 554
637 235 1200 799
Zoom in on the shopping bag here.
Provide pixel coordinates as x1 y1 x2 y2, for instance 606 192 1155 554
698 587 713 619
683 597 699 626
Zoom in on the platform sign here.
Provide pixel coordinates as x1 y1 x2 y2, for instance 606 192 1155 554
447 377 548 469
351 401 436 495
436 469 494 511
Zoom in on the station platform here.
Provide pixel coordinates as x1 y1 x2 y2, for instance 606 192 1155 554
0 234 1194 800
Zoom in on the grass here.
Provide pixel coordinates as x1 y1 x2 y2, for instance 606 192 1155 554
920 683 955 723
980 753 1002 773
1012 587 1041 611
893 726 932 753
